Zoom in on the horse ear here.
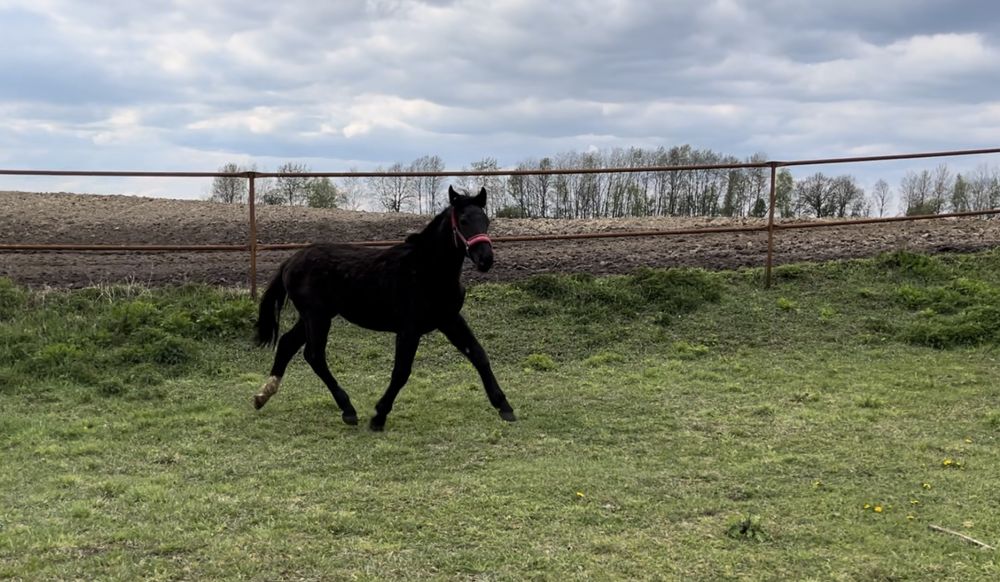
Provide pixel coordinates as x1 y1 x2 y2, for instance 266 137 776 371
448 185 460 205
473 187 487 208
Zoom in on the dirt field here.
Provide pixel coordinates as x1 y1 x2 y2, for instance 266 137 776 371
2 190 999 289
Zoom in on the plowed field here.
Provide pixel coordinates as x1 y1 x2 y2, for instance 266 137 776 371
2 191 998 288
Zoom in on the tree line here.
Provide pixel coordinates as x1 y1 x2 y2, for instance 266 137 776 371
209 162 349 209
210 146 1000 219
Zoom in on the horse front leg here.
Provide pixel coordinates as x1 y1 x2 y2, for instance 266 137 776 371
439 315 516 422
370 332 421 431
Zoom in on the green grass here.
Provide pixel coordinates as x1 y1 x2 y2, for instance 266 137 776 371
2 251 1000 580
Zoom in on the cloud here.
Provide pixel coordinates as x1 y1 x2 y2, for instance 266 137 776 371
1 0 999 199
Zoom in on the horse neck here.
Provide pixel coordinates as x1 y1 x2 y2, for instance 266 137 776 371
413 210 466 277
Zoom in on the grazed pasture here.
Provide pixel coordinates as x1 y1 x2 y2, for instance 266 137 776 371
1 251 999 580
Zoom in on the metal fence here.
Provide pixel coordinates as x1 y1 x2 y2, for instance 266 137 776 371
3 146 1000 297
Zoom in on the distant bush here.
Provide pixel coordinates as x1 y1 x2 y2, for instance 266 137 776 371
901 305 1000 348
887 270 1000 348
0 277 27 320
876 251 949 280
516 267 723 326
0 281 255 390
631 268 724 317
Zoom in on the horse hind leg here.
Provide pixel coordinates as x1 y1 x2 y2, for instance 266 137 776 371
302 313 359 425
254 319 306 409
254 376 281 409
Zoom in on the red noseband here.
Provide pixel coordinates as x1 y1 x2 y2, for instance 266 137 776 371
451 208 492 252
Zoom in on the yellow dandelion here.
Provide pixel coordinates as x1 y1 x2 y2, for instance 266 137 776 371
964 438 973 444
942 458 953 466
576 491 585 498
864 503 871 509
922 482 932 489
874 505 883 513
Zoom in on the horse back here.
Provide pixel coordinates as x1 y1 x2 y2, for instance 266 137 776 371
281 242 465 333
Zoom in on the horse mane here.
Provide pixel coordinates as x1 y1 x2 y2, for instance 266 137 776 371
404 207 450 246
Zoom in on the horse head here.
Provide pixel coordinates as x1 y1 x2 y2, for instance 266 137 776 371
449 185 494 273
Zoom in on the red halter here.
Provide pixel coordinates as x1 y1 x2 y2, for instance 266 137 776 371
451 207 492 253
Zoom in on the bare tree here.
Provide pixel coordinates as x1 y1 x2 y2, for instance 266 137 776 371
931 164 953 212
210 162 247 204
272 162 311 206
899 169 937 215
460 157 506 214
370 162 415 212
792 173 865 218
337 170 366 211
929 172 948 213
794 173 831 217
531 157 554 217
296 145 1000 220
552 152 580 218
505 171 530 217
872 179 891 217
829 175 866 217
410 155 445 214
967 164 1000 211
502 157 554 218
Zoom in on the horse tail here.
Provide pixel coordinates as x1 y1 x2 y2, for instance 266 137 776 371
255 268 287 347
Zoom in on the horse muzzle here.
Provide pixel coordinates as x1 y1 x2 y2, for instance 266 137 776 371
468 242 494 272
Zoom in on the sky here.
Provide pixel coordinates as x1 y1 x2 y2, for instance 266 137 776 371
1 0 999 204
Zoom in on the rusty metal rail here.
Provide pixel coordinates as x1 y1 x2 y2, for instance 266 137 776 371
2 146 1000 296
771 208 1000 229
0 224 771 253
6 206 993 252
0 243 249 252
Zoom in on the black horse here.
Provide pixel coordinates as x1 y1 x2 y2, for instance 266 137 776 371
254 185 516 430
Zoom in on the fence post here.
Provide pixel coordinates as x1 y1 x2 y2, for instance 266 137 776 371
248 172 258 299
765 162 778 288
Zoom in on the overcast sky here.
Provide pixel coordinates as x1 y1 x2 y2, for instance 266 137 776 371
1 0 999 201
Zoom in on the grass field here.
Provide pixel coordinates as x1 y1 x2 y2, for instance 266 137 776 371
2 250 1000 580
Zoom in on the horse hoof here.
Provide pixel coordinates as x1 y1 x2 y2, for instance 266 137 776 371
369 418 386 432
253 395 267 410
342 414 359 426
499 410 517 422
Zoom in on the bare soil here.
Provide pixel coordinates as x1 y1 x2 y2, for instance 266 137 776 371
2 191 999 289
